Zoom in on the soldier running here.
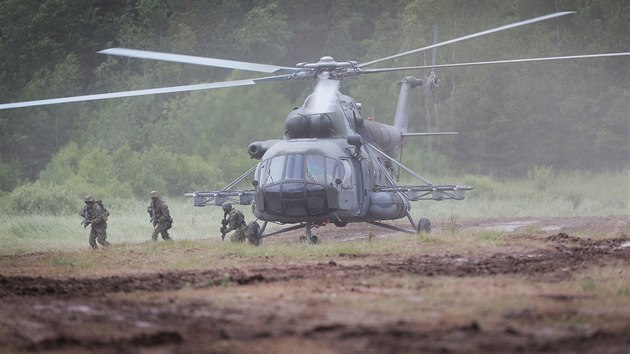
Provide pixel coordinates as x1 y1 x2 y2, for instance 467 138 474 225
80 195 110 249
147 191 173 242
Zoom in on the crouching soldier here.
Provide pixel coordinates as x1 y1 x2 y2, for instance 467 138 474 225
220 202 261 245
147 191 173 242
80 195 110 249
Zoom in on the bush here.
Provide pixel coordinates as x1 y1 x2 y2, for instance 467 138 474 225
461 174 497 199
527 165 554 191
36 142 221 200
6 181 80 215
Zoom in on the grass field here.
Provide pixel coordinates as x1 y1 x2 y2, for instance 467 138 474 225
0 171 628 255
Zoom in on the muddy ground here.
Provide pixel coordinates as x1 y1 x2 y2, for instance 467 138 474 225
1 216 629 353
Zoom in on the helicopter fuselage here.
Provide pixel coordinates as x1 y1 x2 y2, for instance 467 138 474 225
251 137 409 225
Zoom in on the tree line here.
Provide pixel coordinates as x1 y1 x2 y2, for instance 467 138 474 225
0 0 628 198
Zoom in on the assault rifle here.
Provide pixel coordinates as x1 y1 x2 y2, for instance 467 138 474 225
80 207 91 228
149 205 158 226
81 215 91 228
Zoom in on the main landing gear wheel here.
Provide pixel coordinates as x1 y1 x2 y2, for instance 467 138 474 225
417 218 431 234
248 221 262 246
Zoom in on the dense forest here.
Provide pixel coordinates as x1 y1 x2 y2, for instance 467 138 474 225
0 0 628 202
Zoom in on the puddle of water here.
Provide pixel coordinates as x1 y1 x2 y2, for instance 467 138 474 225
478 220 538 232
67 305 93 314
542 226 562 231
135 321 153 328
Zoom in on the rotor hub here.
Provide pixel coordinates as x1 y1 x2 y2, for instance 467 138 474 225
295 56 359 78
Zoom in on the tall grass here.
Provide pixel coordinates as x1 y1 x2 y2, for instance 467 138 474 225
412 170 629 219
0 198 221 255
0 171 628 255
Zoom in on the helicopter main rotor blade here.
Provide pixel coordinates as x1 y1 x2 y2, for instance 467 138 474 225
359 11 575 68
0 77 285 110
360 52 630 74
99 48 298 74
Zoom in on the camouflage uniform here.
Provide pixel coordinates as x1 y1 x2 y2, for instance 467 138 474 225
80 196 110 249
221 203 260 245
226 208 249 242
147 191 173 242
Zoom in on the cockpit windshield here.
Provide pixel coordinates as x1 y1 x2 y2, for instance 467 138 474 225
259 154 343 186
266 155 284 184
305 155 325 183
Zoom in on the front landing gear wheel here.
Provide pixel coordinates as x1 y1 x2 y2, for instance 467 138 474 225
298 235 319 244
299 222 320 244
417 218 431 234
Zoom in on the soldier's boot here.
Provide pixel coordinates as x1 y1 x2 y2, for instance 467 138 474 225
89 237 98 250
97 234 110 247
151 229 159 242
160 230 172 241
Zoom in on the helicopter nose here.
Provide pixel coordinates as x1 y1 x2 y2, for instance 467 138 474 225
262 181 330 217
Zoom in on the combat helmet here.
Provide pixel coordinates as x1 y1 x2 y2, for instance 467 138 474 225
222 202 232 212
84 195 95 203
150 190 160 199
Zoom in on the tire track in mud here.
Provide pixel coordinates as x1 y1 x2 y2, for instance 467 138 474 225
24 331 184 352
300 320 630 354
1 234 628 298
0 268 263 297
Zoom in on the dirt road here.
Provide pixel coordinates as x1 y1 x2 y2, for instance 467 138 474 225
1 216 629 353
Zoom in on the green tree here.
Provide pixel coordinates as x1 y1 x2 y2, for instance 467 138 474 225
233 2 292 63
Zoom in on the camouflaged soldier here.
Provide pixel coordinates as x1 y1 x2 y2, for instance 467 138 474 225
220 202 260 245
147 191 173 242
80 195 110 249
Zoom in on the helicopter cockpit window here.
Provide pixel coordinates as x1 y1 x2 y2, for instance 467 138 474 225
255 163 263 184
261 154 344 186
305 155 325 183
284 154 304 179
265 155 285 184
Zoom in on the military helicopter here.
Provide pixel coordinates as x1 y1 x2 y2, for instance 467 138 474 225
2 11 629 243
